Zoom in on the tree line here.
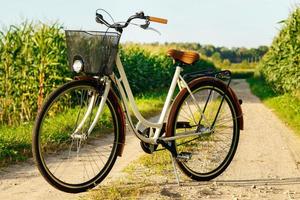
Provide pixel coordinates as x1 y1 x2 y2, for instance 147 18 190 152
145 42 269 64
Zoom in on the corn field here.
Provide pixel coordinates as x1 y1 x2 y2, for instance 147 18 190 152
0 22 215 127
259 7 300 95
120 44 215 94
0 22 71 126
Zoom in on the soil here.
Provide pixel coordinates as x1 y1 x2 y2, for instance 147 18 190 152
1 79 300 199
136 79 300 199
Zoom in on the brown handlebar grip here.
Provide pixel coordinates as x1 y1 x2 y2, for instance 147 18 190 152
148 16 168 24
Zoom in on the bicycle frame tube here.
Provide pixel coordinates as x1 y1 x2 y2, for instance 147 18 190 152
113 54 182 143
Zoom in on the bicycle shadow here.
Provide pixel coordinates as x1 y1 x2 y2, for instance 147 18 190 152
182 177 300 187
120 176 300 188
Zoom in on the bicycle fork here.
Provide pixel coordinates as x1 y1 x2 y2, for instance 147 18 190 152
71 78 111 139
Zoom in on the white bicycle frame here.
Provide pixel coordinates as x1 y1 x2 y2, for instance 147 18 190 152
73 53 210 144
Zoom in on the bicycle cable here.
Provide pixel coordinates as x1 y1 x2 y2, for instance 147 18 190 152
96 8 115 24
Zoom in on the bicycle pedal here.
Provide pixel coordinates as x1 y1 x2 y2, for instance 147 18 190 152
176 152 192 162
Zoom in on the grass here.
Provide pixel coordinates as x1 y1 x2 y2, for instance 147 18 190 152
0 88 168 167
134 90 168 119
85 181 155 200
219 66 255 79
124 150 172 176
0 123 33 164
230 69 254 79
247 76 300 135
85 150 173 200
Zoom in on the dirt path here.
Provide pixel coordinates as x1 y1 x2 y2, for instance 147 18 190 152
0 124 145 199
1 79 300 199
137 79 300 199
208 79 300 199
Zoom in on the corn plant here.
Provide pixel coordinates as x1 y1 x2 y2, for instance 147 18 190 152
259 7 300 95
0 22 216 126
0 22 70 126
120 44 215 94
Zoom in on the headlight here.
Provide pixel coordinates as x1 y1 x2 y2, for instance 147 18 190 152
72 59 83 73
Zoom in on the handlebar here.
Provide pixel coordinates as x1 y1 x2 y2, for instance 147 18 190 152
95 10 167 33
148 16 168 24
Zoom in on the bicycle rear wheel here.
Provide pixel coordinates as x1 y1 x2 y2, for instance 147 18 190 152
32 80 121 193
167 79 239 180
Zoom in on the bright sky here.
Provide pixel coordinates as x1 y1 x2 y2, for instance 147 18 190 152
0 0 299 47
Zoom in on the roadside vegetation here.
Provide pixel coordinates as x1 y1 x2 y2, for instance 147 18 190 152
0 88 167 166
247 77 300 135
1 20 248 166
258 8 300 95
0 22 213 165
248 7 300 135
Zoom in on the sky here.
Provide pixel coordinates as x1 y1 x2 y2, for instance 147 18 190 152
0 0 299 48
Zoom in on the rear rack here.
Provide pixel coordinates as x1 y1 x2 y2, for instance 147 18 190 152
183 69 232 87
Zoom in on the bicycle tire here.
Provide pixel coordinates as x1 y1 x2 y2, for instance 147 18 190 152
167 78 240 181
32 80 122 193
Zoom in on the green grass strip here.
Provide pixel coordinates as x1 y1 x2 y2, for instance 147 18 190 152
247 76 300 135
0 89 167 166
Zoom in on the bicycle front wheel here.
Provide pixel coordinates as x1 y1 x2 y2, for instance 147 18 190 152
32 80 121 193
167 79 239 181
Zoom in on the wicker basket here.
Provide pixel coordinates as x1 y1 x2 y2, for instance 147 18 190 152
65 30 120 75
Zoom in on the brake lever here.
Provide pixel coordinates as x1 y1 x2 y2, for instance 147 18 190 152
139 20 161 35
140 20 150 29
144 27 161 36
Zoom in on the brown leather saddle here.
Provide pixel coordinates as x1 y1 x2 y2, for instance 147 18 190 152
167 49 200 65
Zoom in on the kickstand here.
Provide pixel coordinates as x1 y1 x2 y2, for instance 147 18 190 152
170 153 181 186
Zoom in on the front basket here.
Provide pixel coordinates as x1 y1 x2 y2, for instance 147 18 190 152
65 30 120 75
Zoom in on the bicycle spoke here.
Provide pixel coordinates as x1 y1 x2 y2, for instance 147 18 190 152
37 83 118 186
171 84 238 177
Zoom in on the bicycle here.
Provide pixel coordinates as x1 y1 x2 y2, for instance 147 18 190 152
32 9 244 193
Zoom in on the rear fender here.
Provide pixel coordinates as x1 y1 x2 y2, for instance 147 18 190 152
228 86 244 130
166 77 243 137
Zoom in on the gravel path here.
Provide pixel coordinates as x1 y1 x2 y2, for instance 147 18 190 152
138 79 300 199
207 79 300 199
1 79 300 199
0 121 144 200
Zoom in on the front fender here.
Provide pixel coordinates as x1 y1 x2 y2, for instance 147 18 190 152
74 76 126 156
108 90 126 157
